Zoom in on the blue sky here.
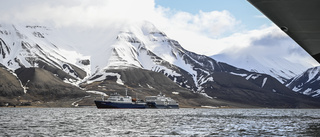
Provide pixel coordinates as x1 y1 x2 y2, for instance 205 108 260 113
152 0 318 67
155 0 272 30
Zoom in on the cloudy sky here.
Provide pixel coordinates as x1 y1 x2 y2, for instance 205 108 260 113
1 0 318 67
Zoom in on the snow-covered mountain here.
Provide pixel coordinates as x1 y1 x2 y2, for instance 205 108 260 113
1 21 319 107
285 66 320 98
212 53 309 83
0 24 89 81
102 22 292 95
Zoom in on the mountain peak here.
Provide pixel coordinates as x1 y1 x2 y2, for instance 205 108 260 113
1 22 320 108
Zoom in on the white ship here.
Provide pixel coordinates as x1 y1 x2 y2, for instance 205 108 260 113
145 93 179 109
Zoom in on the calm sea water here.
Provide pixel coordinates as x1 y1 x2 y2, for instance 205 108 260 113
1 108 320 137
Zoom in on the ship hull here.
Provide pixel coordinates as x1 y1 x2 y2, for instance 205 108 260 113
94 101 146 109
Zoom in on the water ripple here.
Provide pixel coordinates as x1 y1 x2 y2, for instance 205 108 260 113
0 108 319 136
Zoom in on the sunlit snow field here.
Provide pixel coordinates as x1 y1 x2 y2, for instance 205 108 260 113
1 108 320 136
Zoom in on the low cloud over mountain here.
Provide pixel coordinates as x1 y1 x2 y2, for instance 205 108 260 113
0 22 319 108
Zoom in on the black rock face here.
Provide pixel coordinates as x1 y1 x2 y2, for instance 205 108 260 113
0 67 24 97
14 67 87 101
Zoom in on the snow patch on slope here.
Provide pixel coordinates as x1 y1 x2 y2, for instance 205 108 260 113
86 90 108 96
262 77 267 88
312 89 320 97
86 72 124 85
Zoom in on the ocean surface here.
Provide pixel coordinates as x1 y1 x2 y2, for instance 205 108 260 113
1 108 320 137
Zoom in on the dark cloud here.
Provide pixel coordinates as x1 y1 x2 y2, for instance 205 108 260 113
251 34 292 47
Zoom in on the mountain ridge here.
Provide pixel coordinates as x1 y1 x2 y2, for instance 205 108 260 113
285 66 320 98
212 53 310 83
0 22 319 108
